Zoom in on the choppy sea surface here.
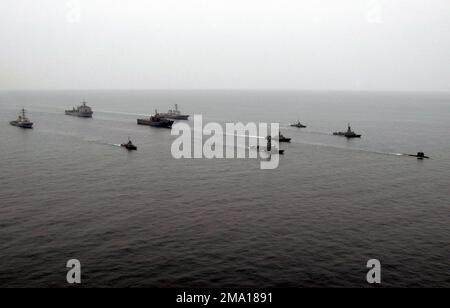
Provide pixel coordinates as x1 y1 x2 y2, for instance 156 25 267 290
0 90 449 287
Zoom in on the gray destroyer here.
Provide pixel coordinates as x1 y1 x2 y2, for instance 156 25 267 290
10 108 33 129
333 124 362 138
65 102 93 118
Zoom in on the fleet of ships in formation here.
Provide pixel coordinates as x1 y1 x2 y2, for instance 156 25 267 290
8 102 429 159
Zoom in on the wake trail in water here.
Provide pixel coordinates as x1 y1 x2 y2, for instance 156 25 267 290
94 141 122 147
37 127 134 149
191 127 264 140
40 125 419 158
280 125 332 136
96 110 148 117
84 139 123 148
289 139 405 157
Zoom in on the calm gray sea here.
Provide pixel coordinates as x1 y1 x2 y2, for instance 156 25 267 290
0 90 449 287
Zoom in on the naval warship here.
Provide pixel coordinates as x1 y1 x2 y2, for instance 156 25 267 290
10 109 33 129
137 110 174 128
333 124 362 138
158 104 189 120
65 101 93 118
290 120 307 128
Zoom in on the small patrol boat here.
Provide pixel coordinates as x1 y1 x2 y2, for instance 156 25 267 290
257 136 285 154
121 138 137 151
277 133 291 143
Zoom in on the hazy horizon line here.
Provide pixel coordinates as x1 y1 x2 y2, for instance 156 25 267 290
1 88 450 94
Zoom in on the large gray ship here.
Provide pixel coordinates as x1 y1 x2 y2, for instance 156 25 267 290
137 110 174 128
65 101 93 118
158 104 189 120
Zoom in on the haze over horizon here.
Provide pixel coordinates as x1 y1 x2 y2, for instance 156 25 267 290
1 0 449 92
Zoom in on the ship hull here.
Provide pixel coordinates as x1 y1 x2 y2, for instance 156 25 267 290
137 119 174 128
333 133 361 138
121 144 137 151
159 114 190 120
10 121 33 129
65 111 93 118
275 137 291 143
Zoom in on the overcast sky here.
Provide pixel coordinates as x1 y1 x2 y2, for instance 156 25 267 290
0 0 449 91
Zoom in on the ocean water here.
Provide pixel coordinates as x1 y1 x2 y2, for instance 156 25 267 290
0 90 449 288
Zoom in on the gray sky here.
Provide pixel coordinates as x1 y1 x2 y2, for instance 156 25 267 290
1 0 449 91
